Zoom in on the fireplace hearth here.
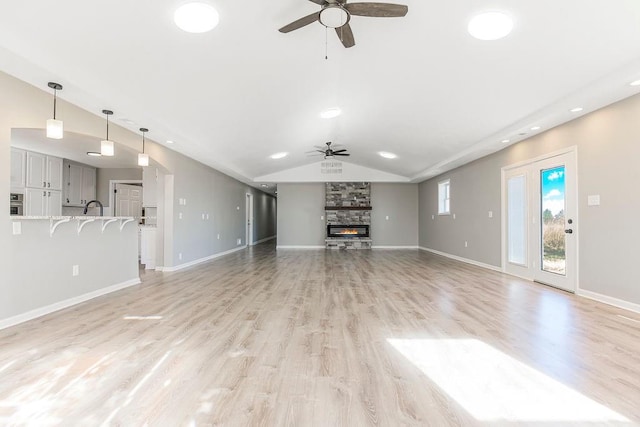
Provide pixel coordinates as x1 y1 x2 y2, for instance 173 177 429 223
327 224 370 238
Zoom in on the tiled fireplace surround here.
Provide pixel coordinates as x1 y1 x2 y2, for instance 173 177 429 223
325 182 372 249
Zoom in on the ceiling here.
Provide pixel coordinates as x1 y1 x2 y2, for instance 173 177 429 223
1 0 640 185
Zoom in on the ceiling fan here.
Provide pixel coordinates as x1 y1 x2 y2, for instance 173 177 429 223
309 141 351 158
279 0 408 48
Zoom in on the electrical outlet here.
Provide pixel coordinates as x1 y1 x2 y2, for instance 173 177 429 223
385 215 389 220
237 238 242 245
321 215 324 220
179 212 183 220
217 233 220 240
464 241 468 248
202 213 205 220
453 213 456 219
206 214 209 220
12 222 21 235
237 206 240 210
183 199 187 206
488 210 493 218
178 253 183 260
431 215 435 220
72 265 79 276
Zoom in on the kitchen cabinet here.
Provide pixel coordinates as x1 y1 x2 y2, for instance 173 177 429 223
10 148 26 191
142 167 157 207
25 188 62 216
26 151 63 191
63 161 96 206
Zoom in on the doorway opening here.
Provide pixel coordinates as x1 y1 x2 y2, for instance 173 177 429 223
246 193 254 246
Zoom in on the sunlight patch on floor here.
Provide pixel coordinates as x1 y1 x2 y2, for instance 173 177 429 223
388 338 630 424
122 315 163 320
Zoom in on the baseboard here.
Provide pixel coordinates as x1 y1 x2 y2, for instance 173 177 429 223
0 277 141 330
372 245 419 249
418 246 502 272
251 235 276 246
161 246 247 272
577 289 640 314
276 245 325 249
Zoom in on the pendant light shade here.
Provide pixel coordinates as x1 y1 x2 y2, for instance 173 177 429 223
101 109 115 156
46 82 63 139
138 127 150 167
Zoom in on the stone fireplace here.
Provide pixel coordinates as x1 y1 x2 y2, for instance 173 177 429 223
325 182 372 249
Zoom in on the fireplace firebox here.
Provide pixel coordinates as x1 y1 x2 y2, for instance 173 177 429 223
327 224 370 238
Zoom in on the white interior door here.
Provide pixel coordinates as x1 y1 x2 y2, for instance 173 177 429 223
246 193 254 246
503 150 577 292
115 183 143 219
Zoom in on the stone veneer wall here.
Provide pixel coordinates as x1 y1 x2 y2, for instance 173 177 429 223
325 182 372 249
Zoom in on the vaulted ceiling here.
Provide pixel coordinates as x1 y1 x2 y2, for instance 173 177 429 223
2 1 640 185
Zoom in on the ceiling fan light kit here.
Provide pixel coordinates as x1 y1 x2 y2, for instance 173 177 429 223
279 1 408 48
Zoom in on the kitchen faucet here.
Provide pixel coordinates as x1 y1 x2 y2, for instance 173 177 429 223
83 200 104 216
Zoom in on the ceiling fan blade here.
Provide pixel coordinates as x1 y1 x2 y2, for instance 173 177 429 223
335 23 355 48
332 149 348 153
308 0 325 4
345 3 408 17
279 12 321 33
333 152 351 156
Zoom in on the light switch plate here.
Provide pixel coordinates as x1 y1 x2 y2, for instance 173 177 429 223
587 195 600 206
12 222 21 235
488 211 493 218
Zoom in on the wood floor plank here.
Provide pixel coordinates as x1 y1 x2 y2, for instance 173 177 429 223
1 244 639 425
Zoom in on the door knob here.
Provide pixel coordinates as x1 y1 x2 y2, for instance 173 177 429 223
564 229 573 234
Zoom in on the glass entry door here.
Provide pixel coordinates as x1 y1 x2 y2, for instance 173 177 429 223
503 150 577 292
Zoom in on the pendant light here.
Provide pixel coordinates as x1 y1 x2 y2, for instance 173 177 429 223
46 82 64 139
138 127 150 167
101 109 115 156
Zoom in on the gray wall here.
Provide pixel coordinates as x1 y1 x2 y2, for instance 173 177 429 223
371 183 419 247
252 190 277 242
419 158 501 265
419 92 640 305
0 71 277 325
277 183 325 247
96 168 142 206
277 182 419 247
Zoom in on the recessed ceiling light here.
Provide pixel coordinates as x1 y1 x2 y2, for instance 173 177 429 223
530 126 541 131
174 2 219 33
378 151 397 159
270 152 288 159
570 107 584 113
261 184 269 188
630 79 640 87
121 118 136 125
166 140 175 144
501 139 510 144
468 12 513 40
320 108 342 119
87 151 102 157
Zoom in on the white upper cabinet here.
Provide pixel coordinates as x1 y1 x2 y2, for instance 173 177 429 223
26 151 47 189
10 147 26 191
25 151 63 191
63 160 96 206
47 156 63 191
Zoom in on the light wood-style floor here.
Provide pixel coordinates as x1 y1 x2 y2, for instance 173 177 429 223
1 244 639 426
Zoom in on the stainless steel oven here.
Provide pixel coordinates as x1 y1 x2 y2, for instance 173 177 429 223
10 193 23 216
